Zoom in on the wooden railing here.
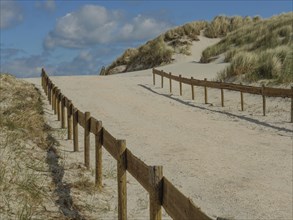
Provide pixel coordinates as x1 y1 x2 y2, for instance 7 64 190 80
153 68 293 122
41 69 212 220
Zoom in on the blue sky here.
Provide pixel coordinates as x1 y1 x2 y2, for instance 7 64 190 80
0 0 292 77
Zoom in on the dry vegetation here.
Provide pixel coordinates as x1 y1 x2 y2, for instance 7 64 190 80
0 74 119 219
201 12 293 84
0 74 63 219
104 21 207 75
105 12 292 85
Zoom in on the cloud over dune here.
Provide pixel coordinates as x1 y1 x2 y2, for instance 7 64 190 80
0 1 24 29
44 5 171 49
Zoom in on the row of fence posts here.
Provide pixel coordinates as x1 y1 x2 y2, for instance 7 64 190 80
41 73 168 220
153 71 293 122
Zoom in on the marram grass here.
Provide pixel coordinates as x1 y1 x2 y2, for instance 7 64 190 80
202 12 293 84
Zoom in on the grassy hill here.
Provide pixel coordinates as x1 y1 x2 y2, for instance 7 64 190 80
104 12 292 84
103 21 207 75
201 12 292 84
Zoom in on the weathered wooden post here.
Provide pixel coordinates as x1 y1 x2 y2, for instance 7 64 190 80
52 86 56 111
179 75 182 96
61 95 66 128
204 78 208 104
262 85 266 116
161 74 164 88
67 100 73 140
240 83 244 111
169 73 172 94
95 121 103 188
50 84 54 107
153 69 155 85
53 87 57 114
45 77 48 95
221 81 224 107
117 140 127 220
41 71 44 89
149 166 163 220
84 112 91 169
48 82 51 104
56 90 61 121
191 77 195 100
291 86 293 123
73 107 79 152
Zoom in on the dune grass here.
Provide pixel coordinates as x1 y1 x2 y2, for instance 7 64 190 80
201 12 293 84
105 12 292 84
0 74 63 219
104 21 207 75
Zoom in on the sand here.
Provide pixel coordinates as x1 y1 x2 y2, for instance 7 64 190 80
26 36 293 220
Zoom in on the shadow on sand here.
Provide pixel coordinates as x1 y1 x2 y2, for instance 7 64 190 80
46 133 84 220
138 84 292 134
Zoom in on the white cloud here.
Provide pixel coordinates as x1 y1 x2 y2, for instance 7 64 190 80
44 0 56 11
44 5 171 49
35 0 56 12
118 14 171 41
0 54 47 78
0 1 24 29
54 49 110 75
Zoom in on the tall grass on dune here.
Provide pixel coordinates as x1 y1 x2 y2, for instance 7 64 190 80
104 36 173 74
217 46 293 83
104 21 207 75
204 15 259 38
202 12 293 83
126 36 173 71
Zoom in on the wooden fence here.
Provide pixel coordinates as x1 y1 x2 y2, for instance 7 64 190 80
41 69 212 220
153 68 293 122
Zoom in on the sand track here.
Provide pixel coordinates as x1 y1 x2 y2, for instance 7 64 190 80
26 37 292 219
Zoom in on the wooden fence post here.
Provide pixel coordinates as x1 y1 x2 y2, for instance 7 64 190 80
221 81 224 107
153 69 155 85
149 166 163 220
204 78 208 104
45 77 48 95
191 77 195 100
41 72 44 89
161 75 164 88
240 83 244 111
57 90 61 121
179 75 182 96
84 112 91 169
53 88 57 114
169 73 172 94
51 84 54 107
67 100 73 140
291 86 293 123
262 85 266 116
48 82 51 104
61 95 66 128
95 121 103 188
73 107 79 152
52 86 56 111
117 140 127 220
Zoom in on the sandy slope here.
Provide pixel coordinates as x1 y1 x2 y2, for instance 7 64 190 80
26 37 292 220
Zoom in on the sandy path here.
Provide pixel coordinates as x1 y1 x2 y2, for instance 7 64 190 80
25 37 293 219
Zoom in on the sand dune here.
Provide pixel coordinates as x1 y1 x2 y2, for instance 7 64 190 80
26 36 292 219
